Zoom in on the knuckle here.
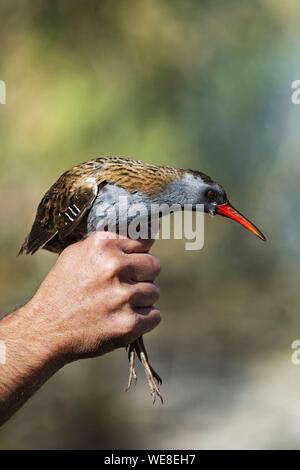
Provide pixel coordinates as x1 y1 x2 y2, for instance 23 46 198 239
116 285 133 306
121 312 138 335
105 255 123 277
125 286 137 304
95 236 113 250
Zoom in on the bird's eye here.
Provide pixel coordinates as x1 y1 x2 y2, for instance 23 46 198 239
207 190 215 199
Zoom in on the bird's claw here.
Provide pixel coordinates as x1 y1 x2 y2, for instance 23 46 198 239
126 345 137 391
126 339 163 404
150 381 164 405
139 351 163 404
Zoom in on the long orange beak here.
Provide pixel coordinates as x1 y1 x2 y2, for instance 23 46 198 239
216 202 266 241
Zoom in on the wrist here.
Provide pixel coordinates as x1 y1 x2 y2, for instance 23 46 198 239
0 301 66 425
0 300 66 375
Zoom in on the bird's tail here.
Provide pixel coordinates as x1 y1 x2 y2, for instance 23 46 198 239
18 237 29 256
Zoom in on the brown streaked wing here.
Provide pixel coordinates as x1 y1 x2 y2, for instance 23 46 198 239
19 173 99 255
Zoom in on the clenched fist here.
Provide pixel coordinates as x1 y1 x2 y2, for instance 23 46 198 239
32 232 161 359
0 232 161 425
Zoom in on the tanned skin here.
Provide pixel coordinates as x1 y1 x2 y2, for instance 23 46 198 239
0 232 161 426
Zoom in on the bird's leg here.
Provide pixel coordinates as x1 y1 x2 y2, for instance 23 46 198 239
138 336 162 385
126 343 137 390
134 336 163 404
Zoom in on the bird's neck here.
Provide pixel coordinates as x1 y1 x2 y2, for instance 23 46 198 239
152 172 205 207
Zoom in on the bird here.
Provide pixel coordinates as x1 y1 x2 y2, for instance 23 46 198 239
19 156 266 403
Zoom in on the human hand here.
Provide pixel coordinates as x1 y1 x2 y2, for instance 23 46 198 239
29 232 161 362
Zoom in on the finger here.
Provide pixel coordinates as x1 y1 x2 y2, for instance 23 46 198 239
118 237 155 254
129 282 160 308
131 307 162 338
87 231 155 258
89 231 155 254
124 254 161 282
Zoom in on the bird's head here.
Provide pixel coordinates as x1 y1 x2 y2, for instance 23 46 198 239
188 170 266 241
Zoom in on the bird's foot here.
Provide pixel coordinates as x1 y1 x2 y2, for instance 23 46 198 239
126 344 137 390
139 351 163 404
126 338 163 404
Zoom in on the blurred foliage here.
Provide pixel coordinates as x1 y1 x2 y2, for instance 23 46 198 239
0 0 300 449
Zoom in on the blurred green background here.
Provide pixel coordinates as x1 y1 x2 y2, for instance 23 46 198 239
0 0 300 449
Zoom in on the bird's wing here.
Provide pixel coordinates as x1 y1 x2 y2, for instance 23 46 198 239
19 172 99 255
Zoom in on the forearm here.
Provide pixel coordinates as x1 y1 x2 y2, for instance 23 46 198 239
0 301 64 426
